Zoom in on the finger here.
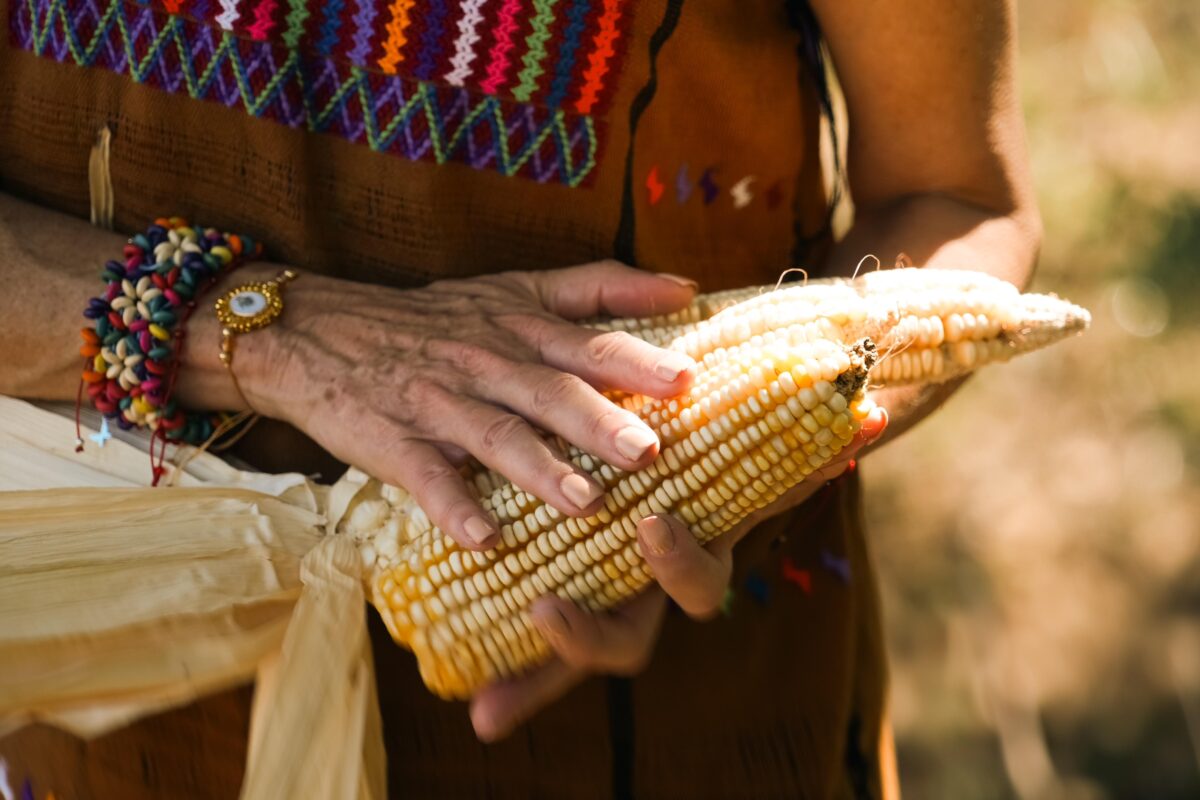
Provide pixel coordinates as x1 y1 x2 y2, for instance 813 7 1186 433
436 395 608 517
353 433 498 551
636 515 732 620
520 320 695 398
484 363 664 471
468 659 584 742
433 441 472 467
531 260 698 320
857 402 889 447
528 591 667 675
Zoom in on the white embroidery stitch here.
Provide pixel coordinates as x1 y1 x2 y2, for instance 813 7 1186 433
731 175 756 209
444 0 489 86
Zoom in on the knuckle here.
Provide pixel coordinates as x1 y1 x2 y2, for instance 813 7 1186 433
530 372 582 417
595 258 629 275
613 644 653 676
554 637 599 671
413 460 457 497
492 268 531 288
584 331 634 370
423 276 456 294
480 414 528 453
446 341 500 378
497 311 549 344
683 597 722 622
586 407 622 441
401 381 450 428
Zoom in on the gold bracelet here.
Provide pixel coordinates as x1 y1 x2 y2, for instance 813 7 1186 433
214 268 298 409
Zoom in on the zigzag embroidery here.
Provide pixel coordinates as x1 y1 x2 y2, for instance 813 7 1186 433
479 0 519 95
12 0 602 187
314 0 344 57
512 0 556 102
247 0 278 41
377 0 415 74
443 0 485 87
281 0 310 49
215 0 237 29
544 0 588 109
80 0 633 113
574 0 620 114
410 0 447 80
347 0 376 66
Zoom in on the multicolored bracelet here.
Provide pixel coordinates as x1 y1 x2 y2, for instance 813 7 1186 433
78 217 262 458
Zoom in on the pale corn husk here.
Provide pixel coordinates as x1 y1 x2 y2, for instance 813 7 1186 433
0 397 383 799
0 396 323 505
242 536 385 800
0 486 320 729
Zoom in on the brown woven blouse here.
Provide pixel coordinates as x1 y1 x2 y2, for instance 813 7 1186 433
0 0 895 795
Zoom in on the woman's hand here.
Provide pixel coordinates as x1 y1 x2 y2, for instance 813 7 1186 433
468 405 887 741
180 261 699 550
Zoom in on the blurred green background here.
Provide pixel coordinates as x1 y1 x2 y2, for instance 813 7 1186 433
862 1 1200 797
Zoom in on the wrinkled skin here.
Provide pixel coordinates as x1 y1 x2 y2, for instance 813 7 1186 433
189 261 699 549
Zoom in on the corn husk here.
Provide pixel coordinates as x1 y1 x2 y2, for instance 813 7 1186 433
0 397 384 799
242 536 385 800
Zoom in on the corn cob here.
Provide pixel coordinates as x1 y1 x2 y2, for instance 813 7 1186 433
339 268 1089 699
591 268 1091 386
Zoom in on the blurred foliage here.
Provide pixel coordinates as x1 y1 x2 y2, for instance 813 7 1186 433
862 1 1200 797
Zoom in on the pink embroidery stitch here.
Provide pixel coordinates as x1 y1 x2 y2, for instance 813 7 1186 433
479 0 521 94
246 0 278 40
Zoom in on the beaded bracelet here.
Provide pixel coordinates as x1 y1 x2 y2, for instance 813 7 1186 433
77 217 262 471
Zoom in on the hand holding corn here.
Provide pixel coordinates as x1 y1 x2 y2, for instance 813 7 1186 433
334 267 1089 708
466 408 886 741
182 260 702 550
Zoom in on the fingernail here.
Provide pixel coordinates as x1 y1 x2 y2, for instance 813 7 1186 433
616 425 658 461
657 272 699 290
560 472 602 509
532 606 570 640
640 516 675 557
654 352 694 382
867 407 889 445
464 516 497 547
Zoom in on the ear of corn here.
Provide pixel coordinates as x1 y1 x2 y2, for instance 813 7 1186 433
590 268 1092 386
339 268 1090 699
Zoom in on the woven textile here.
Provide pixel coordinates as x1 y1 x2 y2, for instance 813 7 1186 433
9 0 633 186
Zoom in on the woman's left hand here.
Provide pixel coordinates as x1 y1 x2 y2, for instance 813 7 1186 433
468 405 887 741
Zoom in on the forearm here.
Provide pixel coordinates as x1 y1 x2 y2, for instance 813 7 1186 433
826 192 1041 289
0 191 128 398
824 193 1042 448
0 189 284 410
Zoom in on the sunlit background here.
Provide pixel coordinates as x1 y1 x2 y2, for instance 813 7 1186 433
862 1 1200 797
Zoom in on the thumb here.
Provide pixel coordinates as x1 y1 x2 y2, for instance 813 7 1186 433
533 260 698 320
637 514 732 620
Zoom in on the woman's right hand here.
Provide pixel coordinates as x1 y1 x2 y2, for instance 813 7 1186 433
181 261 698 551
